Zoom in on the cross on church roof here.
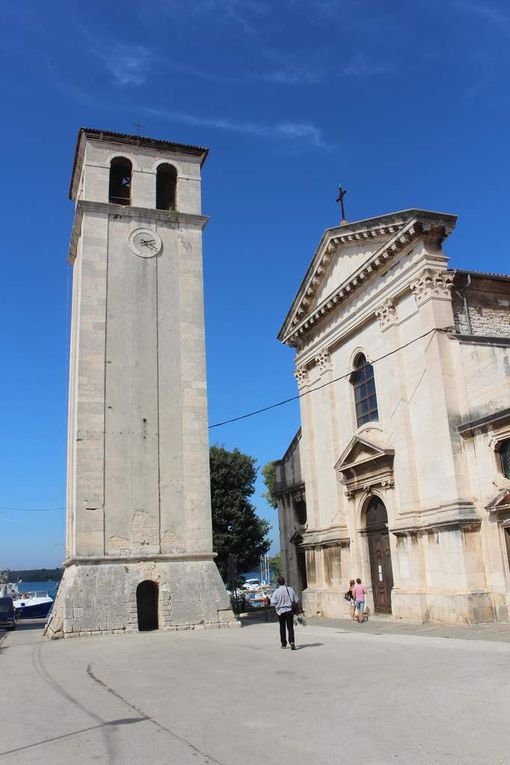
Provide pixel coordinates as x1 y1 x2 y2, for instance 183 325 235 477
336 185 347 225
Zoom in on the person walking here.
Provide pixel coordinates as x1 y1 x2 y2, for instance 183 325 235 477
353 577 367 623
270 576 300 650
346 578 356 620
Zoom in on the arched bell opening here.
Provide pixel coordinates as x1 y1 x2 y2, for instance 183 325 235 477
136 580 159 631
109 156 132 205
156 163 177 210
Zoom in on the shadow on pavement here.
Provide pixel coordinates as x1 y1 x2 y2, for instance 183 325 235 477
295 642 324 650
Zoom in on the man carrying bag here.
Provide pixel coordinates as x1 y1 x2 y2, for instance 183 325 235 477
270 576 301 650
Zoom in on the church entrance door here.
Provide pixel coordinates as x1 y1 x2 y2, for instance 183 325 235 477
136 581 159 631
366 498 394 613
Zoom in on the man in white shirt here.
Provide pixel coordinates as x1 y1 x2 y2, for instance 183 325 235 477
270 576 300 650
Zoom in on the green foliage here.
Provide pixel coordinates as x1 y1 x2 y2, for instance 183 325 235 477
261 461 278 509
5 568 63 582
269 553 282 581
210 445 271 581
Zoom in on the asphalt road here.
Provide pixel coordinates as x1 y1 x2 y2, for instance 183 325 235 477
1 618 509 764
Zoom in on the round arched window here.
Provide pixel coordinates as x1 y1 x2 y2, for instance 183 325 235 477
350 354 379 426
500 439 510 479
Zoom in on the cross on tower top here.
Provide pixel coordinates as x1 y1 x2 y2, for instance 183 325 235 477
133 121 145 136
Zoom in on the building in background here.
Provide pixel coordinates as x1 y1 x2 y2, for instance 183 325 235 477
273 429 307 598
277 208 510 624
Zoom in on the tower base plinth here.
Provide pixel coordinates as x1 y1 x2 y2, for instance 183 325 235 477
45 558 239 638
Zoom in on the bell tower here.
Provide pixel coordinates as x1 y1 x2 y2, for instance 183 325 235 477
47 128 236 637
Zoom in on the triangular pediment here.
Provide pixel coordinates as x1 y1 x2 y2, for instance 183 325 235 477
278 209 457 346
486 489 510 515
308 239 386 311
334 435 394 473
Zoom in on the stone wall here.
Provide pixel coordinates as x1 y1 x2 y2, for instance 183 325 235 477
452 273 510 337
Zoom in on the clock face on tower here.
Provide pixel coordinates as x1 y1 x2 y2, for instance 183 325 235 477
128 228 163 258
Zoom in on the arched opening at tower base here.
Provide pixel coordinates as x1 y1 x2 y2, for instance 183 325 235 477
365 496 394 613
136 580 159 631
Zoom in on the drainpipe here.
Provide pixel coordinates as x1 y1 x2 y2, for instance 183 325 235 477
454 273 473 335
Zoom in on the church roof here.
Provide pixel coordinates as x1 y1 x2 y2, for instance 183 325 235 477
69 127 209 199
278 208 457 346
454 269 510 283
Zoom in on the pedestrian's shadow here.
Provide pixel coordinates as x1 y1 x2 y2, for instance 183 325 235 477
295 642 324 650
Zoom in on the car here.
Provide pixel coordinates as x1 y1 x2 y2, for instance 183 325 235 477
0 597 16 631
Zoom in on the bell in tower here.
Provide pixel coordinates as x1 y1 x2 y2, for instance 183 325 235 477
47 128 237 637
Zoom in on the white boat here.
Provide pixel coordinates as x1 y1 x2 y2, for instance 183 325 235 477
0 583 54 619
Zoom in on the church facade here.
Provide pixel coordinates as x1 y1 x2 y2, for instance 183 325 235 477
277 209 510 624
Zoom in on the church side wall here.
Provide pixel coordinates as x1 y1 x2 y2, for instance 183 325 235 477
452 280 510 338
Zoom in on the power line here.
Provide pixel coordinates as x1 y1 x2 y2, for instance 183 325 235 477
208 327 440 428
2 327 442 510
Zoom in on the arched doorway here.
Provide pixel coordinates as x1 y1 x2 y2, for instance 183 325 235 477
136 581 159 631
365 497 394 613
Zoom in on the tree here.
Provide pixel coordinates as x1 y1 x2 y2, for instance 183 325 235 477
269 553 282 581
261 460 278 509
210 445 271 582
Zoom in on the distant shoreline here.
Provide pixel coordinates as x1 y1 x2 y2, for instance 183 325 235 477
3 568 63 583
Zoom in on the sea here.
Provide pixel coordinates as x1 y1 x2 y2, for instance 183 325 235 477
16 581 59 599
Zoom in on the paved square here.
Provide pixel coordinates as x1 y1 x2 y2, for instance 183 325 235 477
1 619 509 764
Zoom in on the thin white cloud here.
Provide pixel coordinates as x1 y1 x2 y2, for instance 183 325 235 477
156 0 267 36
76 23 152 87
144 107 331 149
95 44 151 87
454 0 510 26
341 52 389 78
257 48 389 86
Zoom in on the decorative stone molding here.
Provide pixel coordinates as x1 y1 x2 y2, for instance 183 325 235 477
294 365 309 388
315 348 332 374
375 298 397 329
335 435 395 498
410 268 454 306
279 210 457 348
299 526 350 549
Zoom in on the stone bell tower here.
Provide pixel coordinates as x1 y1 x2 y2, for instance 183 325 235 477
47 128 236 637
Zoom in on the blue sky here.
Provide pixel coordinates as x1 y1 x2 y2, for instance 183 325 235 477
1 0 509 569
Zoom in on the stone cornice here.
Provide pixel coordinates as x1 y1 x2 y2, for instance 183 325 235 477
273 480 305 500
300 526 351 549
458 407 510 437
390 500 478 536
448 334 510 348
64 552 217 567
279 212 456 347
390 517 480 536
68 200 209 263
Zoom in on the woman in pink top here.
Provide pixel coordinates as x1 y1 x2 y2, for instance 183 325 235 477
353 578 366 623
